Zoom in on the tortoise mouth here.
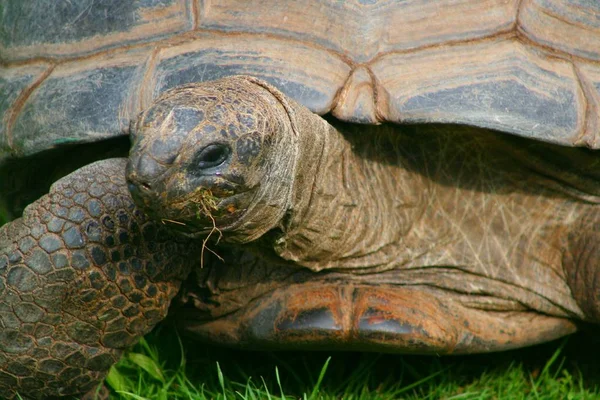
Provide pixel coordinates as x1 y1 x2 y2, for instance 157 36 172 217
126 152 260 239
147 181 253 239
166 191 238 231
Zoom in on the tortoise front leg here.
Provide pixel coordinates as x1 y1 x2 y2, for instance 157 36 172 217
0 158 197 399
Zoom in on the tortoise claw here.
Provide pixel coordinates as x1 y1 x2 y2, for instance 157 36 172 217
245 285 454 353
250 286 346 348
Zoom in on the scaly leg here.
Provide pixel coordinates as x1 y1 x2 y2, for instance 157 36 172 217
0 159 197 399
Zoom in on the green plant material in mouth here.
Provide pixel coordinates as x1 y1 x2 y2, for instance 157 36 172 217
167 187 222 224
166 187 226 268
193 188 220 219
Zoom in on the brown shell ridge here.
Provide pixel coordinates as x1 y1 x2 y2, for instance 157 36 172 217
516 0 526 29
573 63 600 148
137 48 162 112
515 26 587 65
332 65 381 123
0 28 355 70
191 0 200 29
4 64 55 156
4 16 600 68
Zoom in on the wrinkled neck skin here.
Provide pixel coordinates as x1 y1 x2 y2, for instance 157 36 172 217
229 98 429 271
253 117 599 320
273 120 430 273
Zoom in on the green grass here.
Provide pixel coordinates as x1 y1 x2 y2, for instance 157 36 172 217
105 325 600 399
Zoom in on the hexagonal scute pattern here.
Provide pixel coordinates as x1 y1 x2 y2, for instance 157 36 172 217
0 158 197 399
3 0 600 160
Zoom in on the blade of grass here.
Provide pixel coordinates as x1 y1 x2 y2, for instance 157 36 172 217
390 366 448 396
308 357 331 400
261 376 273 400
128 353 165 383
106 364 130 393
275 366 286 400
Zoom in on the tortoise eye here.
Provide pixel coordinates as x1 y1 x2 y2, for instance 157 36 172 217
195 144 230 169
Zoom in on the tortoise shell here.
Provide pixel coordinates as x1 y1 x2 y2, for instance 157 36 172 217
1 0 599 164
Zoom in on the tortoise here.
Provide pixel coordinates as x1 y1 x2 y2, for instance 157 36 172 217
1 0 600 398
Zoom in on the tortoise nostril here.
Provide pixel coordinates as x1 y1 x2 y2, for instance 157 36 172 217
137 154 163 180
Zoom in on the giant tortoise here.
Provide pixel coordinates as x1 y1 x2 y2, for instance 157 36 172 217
1 0 599 398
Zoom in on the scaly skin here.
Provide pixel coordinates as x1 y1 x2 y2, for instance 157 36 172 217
0 159 198 399
128 76 599 353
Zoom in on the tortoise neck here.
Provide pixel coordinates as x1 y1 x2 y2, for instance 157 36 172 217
273 122 430 272
254 123 595 320
273 124 589 285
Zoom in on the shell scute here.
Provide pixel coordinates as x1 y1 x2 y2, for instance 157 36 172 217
0 0 193 61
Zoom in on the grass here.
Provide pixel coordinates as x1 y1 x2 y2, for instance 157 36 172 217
105 324 600 399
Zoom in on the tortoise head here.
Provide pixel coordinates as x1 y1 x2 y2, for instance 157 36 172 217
127 76 299 243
